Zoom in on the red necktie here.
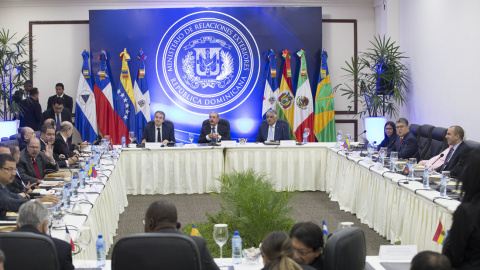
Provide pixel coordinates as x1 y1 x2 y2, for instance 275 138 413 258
32 158 42 180
66 140 69 149
399 137 403 148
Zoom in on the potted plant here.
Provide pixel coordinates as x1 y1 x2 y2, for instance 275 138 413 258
0 29 33 120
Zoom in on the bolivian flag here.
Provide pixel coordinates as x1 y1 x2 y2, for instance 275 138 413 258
314 50 336 142
190 224 201 237
432 221 446 245
277 50 296 141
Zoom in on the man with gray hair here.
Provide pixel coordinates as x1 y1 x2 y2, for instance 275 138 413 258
387 117 419 159
198 111 231 143
141 110 176 143
14 201 74 270
255 109 290 142
53 121 78 158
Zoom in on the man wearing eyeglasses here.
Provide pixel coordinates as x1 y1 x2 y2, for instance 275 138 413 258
387 118 419 159
17 137 58 185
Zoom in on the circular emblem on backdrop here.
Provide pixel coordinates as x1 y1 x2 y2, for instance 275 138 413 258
138 99 146 108
278 90 294 110
268 96 276 105
296 96 309 110
156 11 260 115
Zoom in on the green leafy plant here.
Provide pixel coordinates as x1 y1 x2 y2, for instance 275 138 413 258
340 35 410 118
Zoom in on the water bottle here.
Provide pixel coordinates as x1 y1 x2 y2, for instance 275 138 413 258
303 131 308 144
71 177 78 198
62 185 71 209
84 158 91 173
79 169 85 189
121 135 126 148
232 231 242 264
423 168 430 188
96 235 106 267
367 143 373 159
440 173 447 197
390 155 396 172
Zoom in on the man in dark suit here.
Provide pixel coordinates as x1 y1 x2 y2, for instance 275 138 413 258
198 111 231 143
53 122 78 158
17 137 58 185
0 154 58 219
6 144 35 194
40 124 77 168
255 110 290 142
144 200 219 270
436 126 472 177
388 118 419 159
141 111 176 143
14 201 73 270
19 87 42 131
40 97 72 131
19 127 35 151
46 83 73 113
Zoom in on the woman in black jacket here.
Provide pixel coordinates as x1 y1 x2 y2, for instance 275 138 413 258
377 121 398 150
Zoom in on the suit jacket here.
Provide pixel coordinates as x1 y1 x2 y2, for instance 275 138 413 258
19 97 42 131
141 122 176 143
0 184 27 219
53 133 75 158
6 172 27 194
152 228 219 270
39 107 72 130
436 141 471 177
388 131 419 159
47 94 74 114
40 139 67 168
14 225 74 270
17 149 59 184
198 124 231 143
255 121 290 142
377 134 398 150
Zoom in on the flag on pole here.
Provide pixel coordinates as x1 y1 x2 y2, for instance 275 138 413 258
133 50 151 143
190 224 202 237
322 220 328 236
115 48 136 145
262 49 278 119
343 138 350 149
293 50 315 142
432 221 447 245
278 50 296 141
94 51 121 144
74 50 98 143
65 226 74 251
314 50 336 142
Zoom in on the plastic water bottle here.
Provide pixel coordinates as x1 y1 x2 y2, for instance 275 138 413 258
390 155 396 172
96 235 106 267
62 185 71 209
121 135 126 148
232 231 242 264
440 174 447 197
423 168 430 188
79 169 85 189
71 177 78 198
367 143 373 159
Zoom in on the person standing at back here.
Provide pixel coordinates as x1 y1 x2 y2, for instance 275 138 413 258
46 83 73 113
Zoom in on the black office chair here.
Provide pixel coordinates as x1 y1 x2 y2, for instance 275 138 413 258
423 127 448 160
202 118 230 130
0 232 60 270
418 124 435 160
409 124 421 140
464 140 480 150
261 119 289 126
146 120 175 130
324 227 366 270
111 233 202 270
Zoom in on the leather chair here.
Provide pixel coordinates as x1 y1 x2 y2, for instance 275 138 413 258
146 120 175 130
423 127 448 160
111 233 202 270
261 119 289 126
202 118 230 131
0 232 60 270
418 124 435 160
409 124 421 140
464 140 480 151
324 227 366 270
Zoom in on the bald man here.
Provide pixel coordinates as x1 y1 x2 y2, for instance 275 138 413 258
53 121 78 158
17 137 58 185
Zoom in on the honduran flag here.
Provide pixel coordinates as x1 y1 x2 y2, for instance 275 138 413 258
262 49 278 120
133 50 151 143
278 50 296 141
115 48 135 145
74 50 98 143
293 50 315 142
94 51 120 144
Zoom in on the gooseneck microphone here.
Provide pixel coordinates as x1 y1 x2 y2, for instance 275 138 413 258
353 130 367 142
427 153 444 170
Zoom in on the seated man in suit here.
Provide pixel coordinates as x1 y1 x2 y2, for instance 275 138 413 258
53 122 78 158
46 82 74 113
19 127 35 151
14 201 73 270
434 126 472 177
41 124 77 167
141 111 175 144
387 118 419 159
0 154 58 219
255 110 290 142
17 137 58 185
40 97 72 131
144 200 219 270
19 87 42 131
7 144 35 195
198 111 231 143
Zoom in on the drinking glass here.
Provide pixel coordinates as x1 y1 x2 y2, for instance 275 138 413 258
189 133 194 143
408 158 417 179
336 130 343 142
303 128 310 144
213 224 228 259
390 151 398 172
104 135 111 145
129 131 136 144
346 134 353 151
76 226 92 266
379 147 387 165
440 171 451 196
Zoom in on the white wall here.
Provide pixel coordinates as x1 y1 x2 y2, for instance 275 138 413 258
398 0 480 141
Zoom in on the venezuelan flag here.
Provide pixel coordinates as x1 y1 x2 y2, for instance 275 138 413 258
343 138 350 149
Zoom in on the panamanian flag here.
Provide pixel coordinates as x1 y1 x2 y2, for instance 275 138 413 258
262 49 278 120
115 48 135 144
133 50 151 143
94 50 120 144
74 50 98 143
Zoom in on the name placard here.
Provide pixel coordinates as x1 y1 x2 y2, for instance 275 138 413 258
221 140 237 147
145 142 163 149
379 245 417 261
280 140 296 147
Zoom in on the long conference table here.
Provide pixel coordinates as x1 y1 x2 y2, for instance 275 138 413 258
56 142 459 261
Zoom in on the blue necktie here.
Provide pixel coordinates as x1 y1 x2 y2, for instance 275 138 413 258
212 127 217 143
268 126 274 141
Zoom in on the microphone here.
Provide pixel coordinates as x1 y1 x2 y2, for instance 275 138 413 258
426 153 444 170
353 130 367 142
409 145 424 160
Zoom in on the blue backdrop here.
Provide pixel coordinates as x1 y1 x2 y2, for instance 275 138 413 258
89 7 322 142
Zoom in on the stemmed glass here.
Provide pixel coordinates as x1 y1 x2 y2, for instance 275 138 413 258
303 128 310 144
189 133 194 144
213 224 228 259
346 134 353 151
76 226 92 266
129 131 136 144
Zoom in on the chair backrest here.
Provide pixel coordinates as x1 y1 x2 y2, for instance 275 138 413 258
324 227 366 270
464 140 480 151
146 120 175 130
202 118 230 131
409 124 421 140
424 127 448 160
261 119 289 125
418 124 435 160
0 232 60 270
111 232 202 270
